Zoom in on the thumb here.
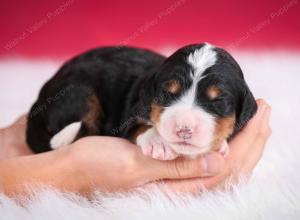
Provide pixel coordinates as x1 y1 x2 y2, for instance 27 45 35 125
145 153 225 181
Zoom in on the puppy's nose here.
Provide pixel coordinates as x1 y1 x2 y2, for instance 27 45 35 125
176 126 193 139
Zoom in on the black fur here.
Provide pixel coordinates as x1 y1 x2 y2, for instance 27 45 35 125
26 44 257 153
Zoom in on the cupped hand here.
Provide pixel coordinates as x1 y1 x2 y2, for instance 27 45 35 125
0 114 225 194
62 99 271 194
62 136 225 193
0 99 271 195
163 99 272 193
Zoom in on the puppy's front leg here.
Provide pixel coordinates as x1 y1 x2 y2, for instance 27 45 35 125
136 128 178 160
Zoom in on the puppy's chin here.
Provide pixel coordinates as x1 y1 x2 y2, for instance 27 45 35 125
168 141 212 157
154 122 214 157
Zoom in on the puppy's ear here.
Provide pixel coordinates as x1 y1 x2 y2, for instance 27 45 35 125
121 73 157 138
140 73 156 102
234 83 257 134
135 71 158 120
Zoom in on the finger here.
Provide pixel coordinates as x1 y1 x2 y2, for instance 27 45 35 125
238 99 268 138
228 100 269 159
226 103 271 179
144 152 225 181
161 178 206 194
162 162 232 194
7 114 27 130
242 105 272 172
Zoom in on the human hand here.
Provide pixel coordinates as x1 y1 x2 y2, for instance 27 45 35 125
0 99 270 196
163 99 272 193
0 115 33 159
63 98 271 194
0 115 224 195
61 136 225 194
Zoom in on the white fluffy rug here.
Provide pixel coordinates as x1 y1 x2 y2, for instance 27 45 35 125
0 51 300 219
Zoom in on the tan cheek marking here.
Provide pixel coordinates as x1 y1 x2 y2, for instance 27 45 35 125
168 80 181 94
150 103 164 125
82 93 104 133
207 86 221 100
211 115 235 151
131 124 152 143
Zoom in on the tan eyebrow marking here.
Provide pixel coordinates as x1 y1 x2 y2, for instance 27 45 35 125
167 80 181 94
207 85 221 100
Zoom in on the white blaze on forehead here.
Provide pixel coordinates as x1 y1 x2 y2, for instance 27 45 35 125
175 43 217 107
187 43 217 80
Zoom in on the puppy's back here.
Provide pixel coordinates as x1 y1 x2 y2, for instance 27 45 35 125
26 46 165 153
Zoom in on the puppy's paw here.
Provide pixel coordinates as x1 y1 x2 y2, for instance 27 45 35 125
136 128 178 160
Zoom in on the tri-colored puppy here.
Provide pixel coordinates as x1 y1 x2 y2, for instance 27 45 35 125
26 43 257 160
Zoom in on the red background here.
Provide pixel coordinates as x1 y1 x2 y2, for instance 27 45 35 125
1 0 299 58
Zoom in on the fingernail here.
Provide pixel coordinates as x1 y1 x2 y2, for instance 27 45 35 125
203 154 222 174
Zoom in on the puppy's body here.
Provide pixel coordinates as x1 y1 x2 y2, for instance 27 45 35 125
27 47 165 152
27 43 257 159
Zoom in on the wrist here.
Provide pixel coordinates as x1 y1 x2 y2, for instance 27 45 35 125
56 145 93 194
0 127 32 159
48 146 87 194
0 147 84 195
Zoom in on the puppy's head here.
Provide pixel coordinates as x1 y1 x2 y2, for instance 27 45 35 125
140 43 257 156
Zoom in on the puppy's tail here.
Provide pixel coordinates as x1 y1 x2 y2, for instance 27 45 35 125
49 121 82 149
